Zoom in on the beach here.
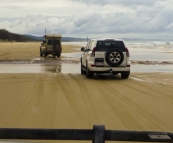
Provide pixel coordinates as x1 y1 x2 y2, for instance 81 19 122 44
0 42 173 140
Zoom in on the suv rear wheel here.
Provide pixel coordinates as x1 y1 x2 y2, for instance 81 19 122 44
81 58 86 75
105 48 124 66
121 71 130 79
86 62 94 78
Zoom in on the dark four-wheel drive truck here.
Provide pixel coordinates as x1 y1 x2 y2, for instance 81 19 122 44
40 34 62 58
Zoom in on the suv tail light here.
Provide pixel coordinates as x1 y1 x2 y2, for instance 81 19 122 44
126 48 129 57
91 47 96 56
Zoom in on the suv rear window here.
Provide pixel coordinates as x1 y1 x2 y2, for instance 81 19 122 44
96 41 125 51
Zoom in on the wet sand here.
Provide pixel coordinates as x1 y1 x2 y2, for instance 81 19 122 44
0 42 173 141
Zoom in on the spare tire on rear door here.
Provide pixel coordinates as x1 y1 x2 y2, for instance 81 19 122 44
105 48 124 67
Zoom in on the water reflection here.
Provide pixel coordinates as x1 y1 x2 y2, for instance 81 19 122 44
0 63 80 73
61 52 81 58
43 64 62 73
43 63 80 73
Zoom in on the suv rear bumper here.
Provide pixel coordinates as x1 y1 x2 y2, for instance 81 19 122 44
88 63 130 73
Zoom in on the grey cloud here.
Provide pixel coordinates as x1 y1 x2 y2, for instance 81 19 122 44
0 0 173 39
1 6 24 9
1 10 172 38
165 23 173 31
73 13 100 27
71 5 173 35
71 0 159 6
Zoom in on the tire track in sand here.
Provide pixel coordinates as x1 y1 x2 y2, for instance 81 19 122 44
2 74 47 127
68 74 100 126
54 74 94 128
96 79 173 131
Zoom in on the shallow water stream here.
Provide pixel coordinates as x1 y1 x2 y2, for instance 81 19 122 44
0 52 173 73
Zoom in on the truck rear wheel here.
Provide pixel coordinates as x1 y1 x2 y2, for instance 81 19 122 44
40 51 43 57
43 52 47 57
57 53 61 58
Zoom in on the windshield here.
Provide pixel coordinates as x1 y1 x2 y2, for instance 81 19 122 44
1 0 173 142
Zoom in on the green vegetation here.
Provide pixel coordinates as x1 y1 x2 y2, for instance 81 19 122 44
0 29 88 42
0 29 37 42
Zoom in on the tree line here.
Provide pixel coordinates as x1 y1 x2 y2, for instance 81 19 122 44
0 29 37 42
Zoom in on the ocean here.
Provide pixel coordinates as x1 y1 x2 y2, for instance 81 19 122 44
62 41 173 62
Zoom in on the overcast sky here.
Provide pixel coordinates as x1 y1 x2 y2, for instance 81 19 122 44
0 0 173 39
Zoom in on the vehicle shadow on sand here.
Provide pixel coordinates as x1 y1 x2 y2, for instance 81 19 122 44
91 73 123 80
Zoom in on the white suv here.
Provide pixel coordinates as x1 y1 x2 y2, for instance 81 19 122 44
81 38 130 79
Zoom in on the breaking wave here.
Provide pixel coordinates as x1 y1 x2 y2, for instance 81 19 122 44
131 60 173 65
